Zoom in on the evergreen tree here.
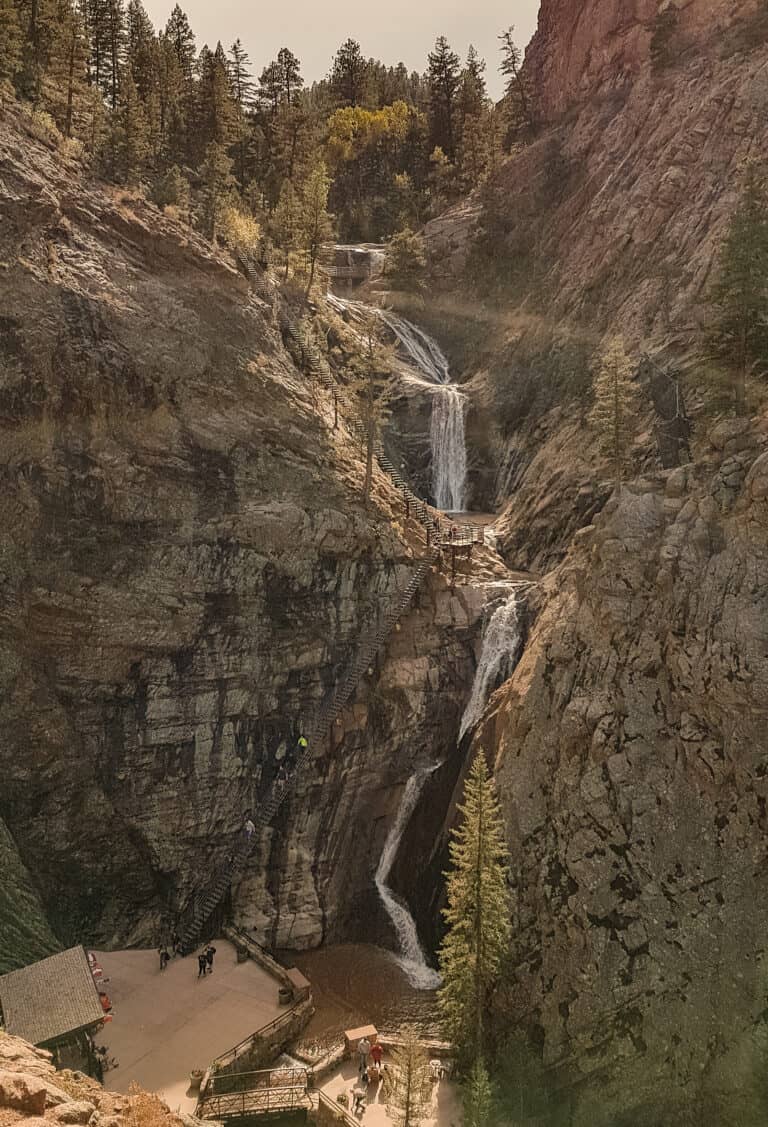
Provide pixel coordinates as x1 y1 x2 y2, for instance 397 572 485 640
588 336 637 488
0 0 23 87
46 0 88 136
163 2 194 78
438 751 511 1067
150 163 189 211
199 139 235 242
330 37 369 107
228 38 254 108
499 26 531 140
258 58 282 115
277 46 302 104
155 32 187 164
427 35 460 161
125 0 154 98
459 45 486 118
193 40 238 158
299 160 333 296
103 0 125 109
385 1030 432 1127
709 161 768 415
107 66 149 181
271 178 302 278
348 312 393 504
385 228 426 291
463 1059 495 1127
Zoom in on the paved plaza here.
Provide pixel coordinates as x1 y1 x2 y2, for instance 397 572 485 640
95 939 283 1113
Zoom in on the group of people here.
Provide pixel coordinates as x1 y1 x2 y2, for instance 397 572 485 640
243 736 309 841
158 931 182 969
349 1036 386 1115
197 944 217 977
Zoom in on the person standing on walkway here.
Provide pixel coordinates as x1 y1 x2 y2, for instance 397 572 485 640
244 816 256 841
357 1036 371 1080
171 931 181 957
205 944 217 974
197 952 208 978
158 945 170 971
370 1040 383 1070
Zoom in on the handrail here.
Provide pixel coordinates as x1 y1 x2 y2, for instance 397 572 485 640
209 1003 305 1072
312 1089 360 1127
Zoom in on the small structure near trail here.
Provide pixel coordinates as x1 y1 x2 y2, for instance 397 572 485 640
0 946 105 1074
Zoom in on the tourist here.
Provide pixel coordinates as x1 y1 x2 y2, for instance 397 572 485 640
370 1040 383 1069
352 1087 366 1114
357 1036 371 1079
197 952 208 978
158 945 170 970
171 930 181 956
205 944 217 974
244 816 256 840
297 735 308 756
276 763 288 789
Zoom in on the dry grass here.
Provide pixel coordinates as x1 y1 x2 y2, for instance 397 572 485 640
126 1083 181 1127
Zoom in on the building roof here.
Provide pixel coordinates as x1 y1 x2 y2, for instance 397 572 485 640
0 946 104 1046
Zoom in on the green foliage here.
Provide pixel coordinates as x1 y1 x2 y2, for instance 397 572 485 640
199 140 235 240
498 26 532 142
463 1059 495 1127
386 1030 432 1127
329 37 370 108
0 0 23 86
385 228 427 291
105 67 149 182
298 160 334 295
438 751 511 1068
708 161 768 414
427 35 460 161
150 163 189 210
589 336 637 486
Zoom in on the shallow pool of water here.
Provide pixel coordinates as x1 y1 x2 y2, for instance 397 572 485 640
278 943 441 1051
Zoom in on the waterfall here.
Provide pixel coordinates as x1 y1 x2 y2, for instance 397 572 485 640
375 766 442 990
327 294 468 512
459 591 524 742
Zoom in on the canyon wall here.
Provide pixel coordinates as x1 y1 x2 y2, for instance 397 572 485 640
0 106 493 964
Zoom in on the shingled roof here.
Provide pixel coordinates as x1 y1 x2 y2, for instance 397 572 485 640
0 946 104 1046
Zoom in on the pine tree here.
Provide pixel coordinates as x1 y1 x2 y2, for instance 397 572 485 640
46 0 88 136
427 35 460 161
298 160 333 296
150 163 189 211
103 0 125 109
709 161 768 415
198 140 235 242
0 0 23 87
385 228 426 291
460 45 486 118
330 37 369 107
193 40 238 158
386 1030 432 1127
258 59 282 115
107 66 149 181
438 751 511 1068
163 2 194 78
277 46 302 104
463 1059 495 1127
155 33 186 165
348 313 393 504
499 26 531 141
271 178 302 278
588 336 637 488
125 0 154 99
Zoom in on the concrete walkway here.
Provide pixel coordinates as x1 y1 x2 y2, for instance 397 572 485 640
95 939 283 1113
320 1058 460 1127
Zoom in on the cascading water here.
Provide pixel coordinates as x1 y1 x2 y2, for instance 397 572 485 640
459 590 524 742
327 294 468 512
375 766 442 990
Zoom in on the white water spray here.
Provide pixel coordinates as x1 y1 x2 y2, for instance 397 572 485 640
375 766 442 990
459 591 524 742
328 294 467 512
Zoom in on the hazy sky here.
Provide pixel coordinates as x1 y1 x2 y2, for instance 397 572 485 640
144 0 541 99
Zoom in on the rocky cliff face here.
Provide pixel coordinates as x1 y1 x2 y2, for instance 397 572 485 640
417 3 768 1121
484 417 768 1124
0 105 499 963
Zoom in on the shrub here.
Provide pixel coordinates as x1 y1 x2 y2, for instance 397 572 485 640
219 206 261 254
22 107 63 147
150 166 190 212
385 227 427 291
